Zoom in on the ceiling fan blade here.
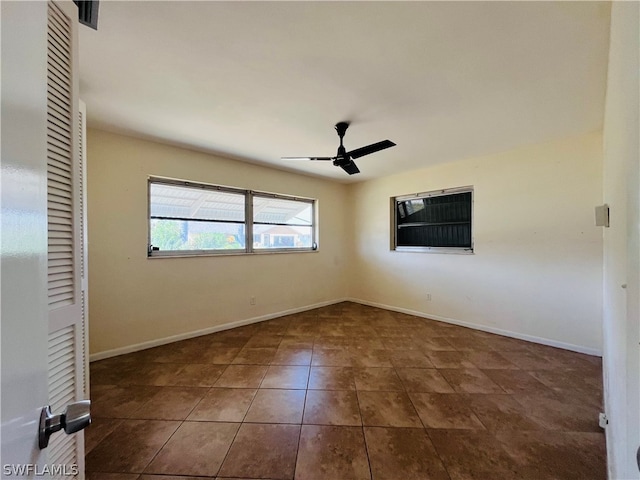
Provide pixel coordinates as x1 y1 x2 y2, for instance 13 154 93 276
348 140 396 159
341 161 360 175
281 156 334 161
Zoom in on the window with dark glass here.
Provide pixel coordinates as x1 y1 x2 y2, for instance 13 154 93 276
393 187 473 252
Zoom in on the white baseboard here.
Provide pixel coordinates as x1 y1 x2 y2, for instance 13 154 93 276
90 297 602 361
347 297 602 357
89 298 347 362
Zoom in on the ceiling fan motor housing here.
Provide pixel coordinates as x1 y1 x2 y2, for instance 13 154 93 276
334 145 349 166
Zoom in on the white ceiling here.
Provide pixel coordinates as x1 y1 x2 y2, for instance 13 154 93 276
79 1 611 183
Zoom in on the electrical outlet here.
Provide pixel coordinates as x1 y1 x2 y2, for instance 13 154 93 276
598 412 608 428
250 296 256 305
426 293 432 302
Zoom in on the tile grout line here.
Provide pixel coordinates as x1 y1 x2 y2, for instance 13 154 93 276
353 374 373 480
291 373 310 480
423 427 454 480
291 310 318 480
135 418 183 477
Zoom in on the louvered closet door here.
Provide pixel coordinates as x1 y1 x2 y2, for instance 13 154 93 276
46 0 87 475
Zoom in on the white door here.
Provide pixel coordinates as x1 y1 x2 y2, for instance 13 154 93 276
1 1 87 477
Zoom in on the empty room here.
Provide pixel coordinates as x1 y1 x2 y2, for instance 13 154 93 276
1 1 638 480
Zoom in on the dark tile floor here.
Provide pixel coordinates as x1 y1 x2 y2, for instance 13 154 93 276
86 302 606 480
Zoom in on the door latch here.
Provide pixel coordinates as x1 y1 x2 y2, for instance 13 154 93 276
39 400 91 449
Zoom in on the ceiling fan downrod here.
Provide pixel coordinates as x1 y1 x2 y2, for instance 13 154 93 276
334 122 350 166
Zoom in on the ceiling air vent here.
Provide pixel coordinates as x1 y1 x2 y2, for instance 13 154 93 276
73 1 99 30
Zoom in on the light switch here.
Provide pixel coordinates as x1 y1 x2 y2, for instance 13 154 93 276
595 204 610 227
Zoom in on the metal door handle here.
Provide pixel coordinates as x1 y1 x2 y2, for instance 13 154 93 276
39 400 91 449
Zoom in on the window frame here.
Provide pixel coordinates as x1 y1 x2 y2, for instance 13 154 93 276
391 186 474 254
148 177 318 258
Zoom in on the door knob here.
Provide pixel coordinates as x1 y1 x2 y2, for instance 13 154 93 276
39 400 91 449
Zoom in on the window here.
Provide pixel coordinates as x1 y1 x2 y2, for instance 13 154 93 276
148 177 316 257
253 195 314 250
392 186 473 253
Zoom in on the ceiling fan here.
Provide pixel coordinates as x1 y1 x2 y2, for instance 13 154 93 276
282 122 396 175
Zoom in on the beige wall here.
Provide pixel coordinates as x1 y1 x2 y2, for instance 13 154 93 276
601 2 640 477
87 129 351 355
348 132 603 354
88 129 604 358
